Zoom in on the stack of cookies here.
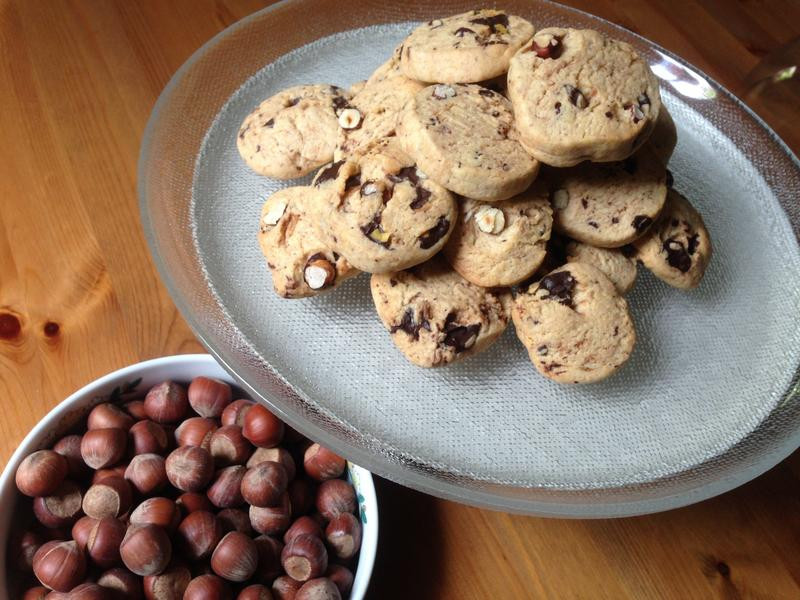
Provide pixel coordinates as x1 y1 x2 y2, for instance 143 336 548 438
238 9 713 384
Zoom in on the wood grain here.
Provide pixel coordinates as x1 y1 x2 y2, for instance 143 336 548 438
1 1 798 598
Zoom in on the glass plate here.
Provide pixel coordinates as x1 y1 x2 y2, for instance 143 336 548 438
139 0 800 516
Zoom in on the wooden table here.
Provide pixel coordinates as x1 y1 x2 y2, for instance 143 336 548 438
2 1 799 598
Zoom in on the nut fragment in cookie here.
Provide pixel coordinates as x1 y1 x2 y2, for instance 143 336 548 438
508 28 661 167
399 10 535 83
442 183 553 287
566 241 637 294
237 85 352 179
547 144 667 248
632 189 712 289
398 83 539 202
258 186 359 298
512 262 636 383
307 139 457 273
370 256 512 367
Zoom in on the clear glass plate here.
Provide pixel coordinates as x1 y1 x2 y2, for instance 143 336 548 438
139 0 800 516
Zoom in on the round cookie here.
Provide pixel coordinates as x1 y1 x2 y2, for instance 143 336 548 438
508 28 661 167
399 10 535 83
398 83 539 201
649 105 678 166
565 241 637 294
632 189 712 289
442 184 553 287
258 187 359 298
512 262 636 383
548 144 668 248
308 139 457 273
335 75 425 159
237 85 351 179
370 256 512 367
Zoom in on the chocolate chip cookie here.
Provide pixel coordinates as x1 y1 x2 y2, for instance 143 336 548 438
398 83 539 201
308 139 457 273
508 28 661 167
237 85 351 179
565 241 637 294
258 187 359 298
548 144 668 248
632 189 712 289
442 183 553 287
512 262 636 383
370 256 512 367
399 10 535 84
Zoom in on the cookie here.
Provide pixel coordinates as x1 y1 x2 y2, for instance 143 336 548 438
442 184 553 287
508 28 661 167
370 256 512 367
398 83 539 201
649 104 678 166
308 139 457 273
565 241 637 294
548 144 668 248
335 75 425 159
512 262 636 383
399 10 535 84
237 85 351 179
258 187 359 298
632 189 712 289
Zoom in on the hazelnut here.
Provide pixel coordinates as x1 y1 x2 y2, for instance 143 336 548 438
242 405 284 448
32 540 86 592
125 454 168 495
81 428 128 469
337 107 361 129
551 188 569 210
247 447 296 480
177 510 224 560
237 584 274 600
97 567 144 599
70 583 114 600
303 258 336 290
16 450 68 497
22 587 49 600
82 476 133 520
72 516 98 550
216 508 253 535
144 381 189 424
207 465 247 508
33 480 83 528
53 435 92 481
129 497 181 532
92 464 128 484
176 492 214 515
120 524 172 576
11 529 44 572
165 446 214 492
325 565 353 597
129 421 169 456
303 445 345 482
123 400 149 420
284 516 323 545
315 480 356 521
474 206 506 234
174 417 217 450
272 576 302 600
86 517 127 568
287 479 315 517
432 84 456 99
184 575 232 600
221 399 254 427
281 533 328 582
88 403 135 431
241 461 288 507
188 377 233 417
261 197 288 228
253 534 284 582
250 493 292 535
211 531 258 582
325 513 361 560
209 425 253 466
143 563 191 600
295 578 340 600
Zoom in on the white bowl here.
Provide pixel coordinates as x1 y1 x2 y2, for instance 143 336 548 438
0 354 378 598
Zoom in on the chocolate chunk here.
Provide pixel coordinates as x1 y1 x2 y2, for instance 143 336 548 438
537 271 576 308
287 97 300 107
581 198 588 209
390 307 429 340
418 217 450 249
314 160 345 186
344 174 361 192
442 313 481 353
611 217 619 224
361 215 390 248
469 13 509 33
554 101 561 115
564 85 588 108
264 118 274 128
478 88 495 97
632 215 653 233
663 238 692 272
255 144 261 153
410 187 431 210
388 166 420 185
389 278 397 287
332 96 351 113
687 233 700 255
605 111 613 119
588 220 599 229
455 27 475 37
382 187 392 204
543 362 563 373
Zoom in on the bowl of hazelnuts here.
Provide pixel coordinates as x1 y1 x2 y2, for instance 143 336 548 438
0 354 377 599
